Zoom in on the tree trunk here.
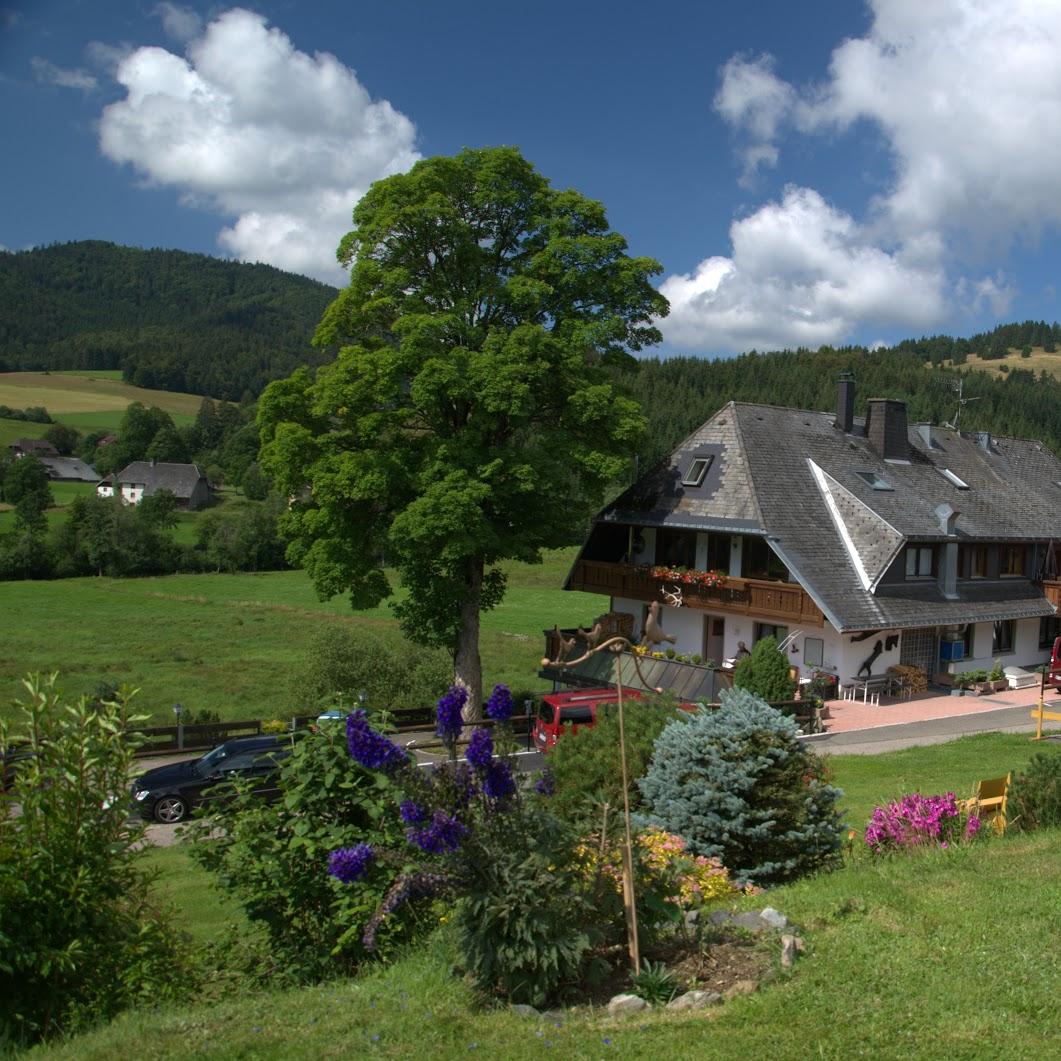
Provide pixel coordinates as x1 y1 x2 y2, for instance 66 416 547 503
454 556 484 721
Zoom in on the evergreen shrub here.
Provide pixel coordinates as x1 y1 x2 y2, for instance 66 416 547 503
636 687 844 884
733 636 796 701
1008 751 1061 831
547 691 687 827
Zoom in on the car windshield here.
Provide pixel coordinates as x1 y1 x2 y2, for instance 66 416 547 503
196 743 233 776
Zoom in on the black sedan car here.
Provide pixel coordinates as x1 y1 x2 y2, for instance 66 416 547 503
131 735 291 823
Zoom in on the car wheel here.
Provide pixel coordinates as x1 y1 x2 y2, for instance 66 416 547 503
154 795 188 824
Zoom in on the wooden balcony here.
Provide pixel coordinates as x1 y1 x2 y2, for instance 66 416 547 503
1038 579 1061 608
569 559 824 627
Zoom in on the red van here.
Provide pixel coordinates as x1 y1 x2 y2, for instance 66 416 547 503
1048 637 1061 691
533 688 644 752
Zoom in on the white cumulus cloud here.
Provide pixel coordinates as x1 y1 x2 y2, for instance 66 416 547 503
98 7 420 283
154 2 202 43
660 187 947 354
672 0 1061 354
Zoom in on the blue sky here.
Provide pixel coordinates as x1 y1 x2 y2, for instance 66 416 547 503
4 1 1061 357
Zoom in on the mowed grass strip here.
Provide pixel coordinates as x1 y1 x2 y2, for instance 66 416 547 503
0 551 599 723
30 821 1061 1060
0 371 206 421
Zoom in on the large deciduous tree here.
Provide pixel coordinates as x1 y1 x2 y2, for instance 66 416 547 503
259 147 667 716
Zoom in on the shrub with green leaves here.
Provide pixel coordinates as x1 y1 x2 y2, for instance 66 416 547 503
733 635 796 701
637 687 844 885
1008 751 1061 831
185 724 416 983
546 691 687 827
292 625 451 713
0 675 193 1045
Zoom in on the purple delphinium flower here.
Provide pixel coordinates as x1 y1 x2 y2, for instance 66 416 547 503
408 809 467 854
484 683 514 722
436 685 468 745
346 710 407 773
482 759 515 801
328 842 374 883
534 769 556 797
400 800 428 824
465 728 493 769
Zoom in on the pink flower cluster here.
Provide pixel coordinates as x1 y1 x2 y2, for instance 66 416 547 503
864 792 981 854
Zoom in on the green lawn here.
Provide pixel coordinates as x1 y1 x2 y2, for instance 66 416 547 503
0 417 50 447
32 826 1061 1059
0 551 598 724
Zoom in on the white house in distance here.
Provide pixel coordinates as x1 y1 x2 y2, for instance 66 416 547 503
97 461 212 511
560 375 1061 690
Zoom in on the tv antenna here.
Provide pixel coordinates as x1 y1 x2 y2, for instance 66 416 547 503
943 375 981 431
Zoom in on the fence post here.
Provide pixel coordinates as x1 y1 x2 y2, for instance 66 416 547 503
174 703 184 751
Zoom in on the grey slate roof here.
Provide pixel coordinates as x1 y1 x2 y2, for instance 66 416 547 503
112 461 207 499
39 456 98 481
591 401 1061 632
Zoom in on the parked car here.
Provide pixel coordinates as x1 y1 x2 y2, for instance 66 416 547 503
533 688 646 752
1 741 34 791
130 735 292 823
1048 636 1061 692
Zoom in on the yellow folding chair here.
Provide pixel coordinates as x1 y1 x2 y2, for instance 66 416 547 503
964 773 1011 834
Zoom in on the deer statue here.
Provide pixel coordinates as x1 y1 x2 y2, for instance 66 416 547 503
641 600 677 648
549 625 578 661
661 583 683 608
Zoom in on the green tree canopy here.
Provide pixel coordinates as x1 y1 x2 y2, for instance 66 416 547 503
259 146 667 714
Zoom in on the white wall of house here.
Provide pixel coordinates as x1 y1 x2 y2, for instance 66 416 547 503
97 484 113 498
121 483 144 504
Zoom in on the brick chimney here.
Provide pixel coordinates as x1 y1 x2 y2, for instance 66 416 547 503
865 398 909 461
836 372 855 434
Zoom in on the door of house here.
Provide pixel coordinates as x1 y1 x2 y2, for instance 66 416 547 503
703 615 725 667
899 627 937 680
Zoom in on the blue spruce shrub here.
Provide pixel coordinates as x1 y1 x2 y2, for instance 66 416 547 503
636 687 844 885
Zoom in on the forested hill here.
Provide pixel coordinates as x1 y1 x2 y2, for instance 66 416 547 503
0 241 338 400
618 337 1061 469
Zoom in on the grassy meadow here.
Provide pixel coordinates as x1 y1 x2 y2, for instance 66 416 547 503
0 549 597 724
0 371 203 431
28 732 1061 1060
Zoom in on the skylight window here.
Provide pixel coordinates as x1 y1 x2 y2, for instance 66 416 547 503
681 456 713 487
938 468 969 489
855 470 894 491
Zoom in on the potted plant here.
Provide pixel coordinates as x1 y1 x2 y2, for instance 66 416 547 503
965 669 990 695
950 674 967 696
989 659 1007 692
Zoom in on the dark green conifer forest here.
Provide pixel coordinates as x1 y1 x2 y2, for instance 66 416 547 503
0 241 337 399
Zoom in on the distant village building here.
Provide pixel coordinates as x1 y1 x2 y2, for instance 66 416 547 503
97 461 212 510
9 437 58 459
38 456 99 482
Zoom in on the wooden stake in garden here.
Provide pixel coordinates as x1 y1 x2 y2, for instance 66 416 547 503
1032 668 1061 740
541 635 660 974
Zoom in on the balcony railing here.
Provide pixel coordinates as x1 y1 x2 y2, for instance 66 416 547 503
569 559 824 626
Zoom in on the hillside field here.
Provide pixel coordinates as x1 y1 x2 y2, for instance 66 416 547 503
951 347 1061 382
0 370 206 433
0 550 597 724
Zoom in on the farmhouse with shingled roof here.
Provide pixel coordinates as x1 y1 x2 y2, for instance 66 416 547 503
97 460 212 511
565 375 1061 689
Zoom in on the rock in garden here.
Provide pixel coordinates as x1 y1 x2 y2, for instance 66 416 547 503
607 994 648 1016
732 912 768 932
510 1004 540 1018
708 910 732 927
794 935 806 954
759 907 789 930
666 990 723 1011
780 934 798 968
723 980 758 1000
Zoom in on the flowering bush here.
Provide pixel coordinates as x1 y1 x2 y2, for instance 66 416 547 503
650 565 726 588
334 683 594 1005
575 829 743 929
864 792 982 854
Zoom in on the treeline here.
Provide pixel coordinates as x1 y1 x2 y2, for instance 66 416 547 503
0 241 337 399
0 479 288 581
614 339 1061 471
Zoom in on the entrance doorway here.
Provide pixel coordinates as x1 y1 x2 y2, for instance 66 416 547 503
703 615 725 666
